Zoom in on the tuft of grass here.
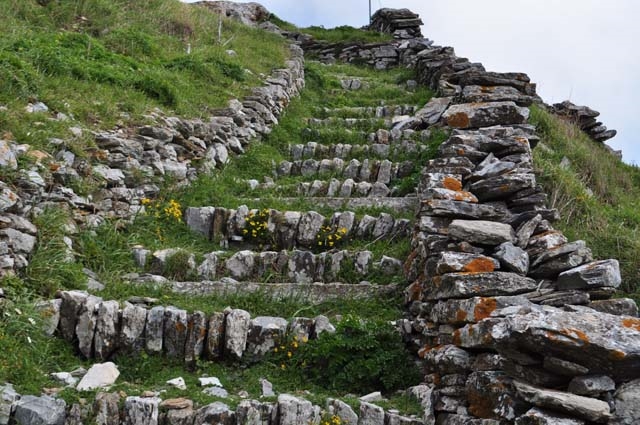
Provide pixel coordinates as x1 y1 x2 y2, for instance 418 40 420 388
531 105 640 295
303 25 393 44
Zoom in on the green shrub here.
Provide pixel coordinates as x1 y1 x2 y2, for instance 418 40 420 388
294 316 421 393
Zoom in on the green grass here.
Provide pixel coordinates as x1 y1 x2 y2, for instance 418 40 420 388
302 25 393 44
531 105 640 296
0 0 287 152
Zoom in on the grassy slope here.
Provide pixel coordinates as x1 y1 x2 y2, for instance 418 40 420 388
531 106 640 298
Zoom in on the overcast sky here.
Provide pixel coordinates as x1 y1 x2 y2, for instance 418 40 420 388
185 1 640 164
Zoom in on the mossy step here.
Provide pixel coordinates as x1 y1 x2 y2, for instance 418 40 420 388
314 104 417 119
147 248 405 285
170 280 399 303
275 158 415 184
301 127 428 145
288 140 431 161
307 117 406 130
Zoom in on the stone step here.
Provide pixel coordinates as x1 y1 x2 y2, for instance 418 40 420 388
275 158 415 184
307 116 403 130
301 126 429 144
288 140 430 161
315 104 417 118
253 178 394 198
170 280 399 303
184 206 412 249
148 248 405 285
239 197 419 214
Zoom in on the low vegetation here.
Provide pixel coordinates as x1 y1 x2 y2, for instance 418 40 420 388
531 106 640 296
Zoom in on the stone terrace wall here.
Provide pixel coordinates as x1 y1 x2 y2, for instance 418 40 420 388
0 43 304 279
302 12 640 424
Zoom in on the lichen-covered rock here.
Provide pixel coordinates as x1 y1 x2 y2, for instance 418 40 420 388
327 399 358 425
58 290 89 342
465 371 524 421
297 211 325 246
145 306 165 354
493 242 529 275
556 259 621 290
567 375 615 396
610 379 640 425
183 207 215 238
224 309 251 360
589 298 638 317
426 272 537 300
491 305 640 382
514 407 585 424
94 300 120 361
513 381 610 423
193 402 235 425
435 252 499 275
75 294 102 358
423 345 472 374
278 394 317 425
442 101 529 129
245 316 288 360
123 396 160 425
13 395 66 425
119 303 147 353
431 296 531 325
359 401 385 425
448 220 515 246
225 250 256 280
205 312 225 360
235 400 277 425
163 306 188 359
94 392 120 425
184 310 207 366
0 383 19 425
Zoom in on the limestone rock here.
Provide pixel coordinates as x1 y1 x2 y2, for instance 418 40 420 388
567 375 615 396
94 300 120 361
435 252 499 275
442 101 529 129
359 401 385 425
0 383 19 425
448 220 515 246
513 381 610 423
58 290 89 342
75 294 102 358
589 298 638 317
277 394 316 425
327 398 358 425
163 306 188 359
235 400 277 425
426 272 537 300
13 395 66 425
415 97 453 126
245 316 288 359
556 259 621 290
493 242 529 275
93 392 120 425
514 407 585 424
123 396 160 425
185 310 208 366
120 303 147 353
76 362 120 391
205 312 225 360
610 379 640 424
145 306 165 354
225 309 251 360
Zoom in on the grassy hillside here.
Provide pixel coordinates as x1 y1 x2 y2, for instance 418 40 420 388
0 0 287 143
531 106 640 298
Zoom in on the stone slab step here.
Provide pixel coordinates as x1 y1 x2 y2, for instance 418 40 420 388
307 117 397 130
149 248 404 284
240 197 419 213
262 178 394 198
315 104 416 118
275 158 414 184
171 280 399 302
184 206 412 249
301 126 428 145
289 140 430 161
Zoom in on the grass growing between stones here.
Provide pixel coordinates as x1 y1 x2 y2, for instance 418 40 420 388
531 105 640 296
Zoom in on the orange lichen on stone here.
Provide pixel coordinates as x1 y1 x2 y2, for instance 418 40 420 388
443 176 463 191
622 318 640 331
456 309 468 322
515 136 529 145
467 394 496 419
453 191 477 202
609 349 627 360
452 329 462 346
175 322 186 332
457 148 466 155
463 258 496 274
474 298 498 321
418 345 431 359
479 86 495 93
560 328 590 345
447 112 471 128
499 184 511 192
406 280 423 302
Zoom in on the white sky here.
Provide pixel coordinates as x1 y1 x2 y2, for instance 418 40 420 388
184 1 640 164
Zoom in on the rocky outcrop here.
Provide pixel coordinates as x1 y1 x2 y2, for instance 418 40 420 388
193 1 270 26
551 100 618 144
369 8 423 39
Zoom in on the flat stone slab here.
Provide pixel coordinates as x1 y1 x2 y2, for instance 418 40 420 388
487 305 640 382
442 101 529 129
449 219 515 246
171 281 398 303
426 272 538 300
513 381 610 423
430 296 531 325
556 259 621 290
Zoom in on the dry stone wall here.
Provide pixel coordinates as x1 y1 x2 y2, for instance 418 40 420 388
300 10 638 425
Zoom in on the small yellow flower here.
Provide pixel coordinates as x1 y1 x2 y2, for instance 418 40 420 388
274 347 278 353
281 364 286 370
302 336 308 343
292 341 299 349
287 351 292 358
